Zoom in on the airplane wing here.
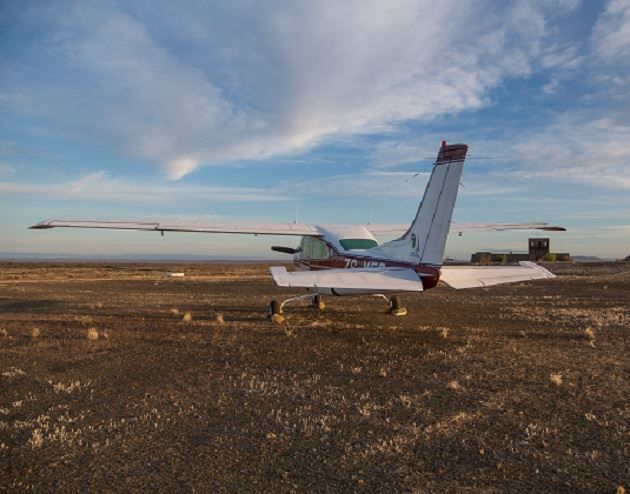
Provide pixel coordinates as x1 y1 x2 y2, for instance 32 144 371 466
269 266 424 292
29 219 320 237
365 222 566 236
439 261 555 289
30 219 564 237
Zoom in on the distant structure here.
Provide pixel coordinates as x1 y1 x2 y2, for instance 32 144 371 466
528 238 549 260
471 238 570 264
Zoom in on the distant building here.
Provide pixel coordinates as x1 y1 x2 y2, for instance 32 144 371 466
528 238 549 260
471 238 570 264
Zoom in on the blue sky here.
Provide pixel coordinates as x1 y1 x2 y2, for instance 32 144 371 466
1 0 629 259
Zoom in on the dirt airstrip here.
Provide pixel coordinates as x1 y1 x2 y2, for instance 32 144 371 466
0 261 628 492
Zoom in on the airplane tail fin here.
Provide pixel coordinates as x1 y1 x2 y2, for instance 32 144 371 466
376 140 468 265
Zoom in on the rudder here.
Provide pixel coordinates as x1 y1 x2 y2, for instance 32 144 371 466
375 140 468 265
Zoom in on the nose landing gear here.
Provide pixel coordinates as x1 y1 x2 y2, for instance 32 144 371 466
373 294 407 316
388 295 407 316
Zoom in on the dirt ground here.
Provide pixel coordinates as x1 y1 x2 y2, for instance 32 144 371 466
1 261 628 493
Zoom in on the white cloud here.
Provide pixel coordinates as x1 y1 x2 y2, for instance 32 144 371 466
541 77 561 94
590 0 630 64
2 0 578 179
510 116 630 188
0 171 296 203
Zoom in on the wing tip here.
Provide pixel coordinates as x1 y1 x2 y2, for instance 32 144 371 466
518 261 556 279
29 219 53 229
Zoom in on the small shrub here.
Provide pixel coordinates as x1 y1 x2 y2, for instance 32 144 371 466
215 313 224 324
86 327 99 340
31 327 40 339
399 395 412 407
75 315 94 326
550 373 562 386
29 429 43 449
182 312 192 323
584 327 595 340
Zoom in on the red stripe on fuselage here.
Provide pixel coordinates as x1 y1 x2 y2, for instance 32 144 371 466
297 252 440 290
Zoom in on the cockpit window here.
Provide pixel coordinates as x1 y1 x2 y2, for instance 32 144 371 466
300 237 330 259
339 239 378 250
310 239 329 259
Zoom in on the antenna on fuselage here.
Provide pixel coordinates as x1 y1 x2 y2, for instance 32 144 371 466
294 200 300 224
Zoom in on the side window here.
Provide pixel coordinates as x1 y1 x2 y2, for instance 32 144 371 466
411 233 417 250
311 239 329 260
300 237 312 257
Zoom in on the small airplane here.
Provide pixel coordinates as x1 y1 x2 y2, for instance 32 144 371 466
31 140 565 319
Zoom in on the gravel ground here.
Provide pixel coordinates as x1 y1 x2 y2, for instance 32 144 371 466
0 261 628 493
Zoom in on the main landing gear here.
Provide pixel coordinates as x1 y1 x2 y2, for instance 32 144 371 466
268 293 406 322
268 294 325 323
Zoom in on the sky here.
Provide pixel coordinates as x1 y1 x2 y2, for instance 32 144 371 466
1 0 629 259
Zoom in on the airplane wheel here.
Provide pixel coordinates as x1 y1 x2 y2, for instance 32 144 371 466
268 300 282 317
389 295 407 316
312 295 325 311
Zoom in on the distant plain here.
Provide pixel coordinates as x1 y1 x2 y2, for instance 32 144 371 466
1 262 628 492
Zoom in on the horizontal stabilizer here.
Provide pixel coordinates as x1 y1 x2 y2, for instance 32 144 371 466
440 261 555 289
269 267 423 292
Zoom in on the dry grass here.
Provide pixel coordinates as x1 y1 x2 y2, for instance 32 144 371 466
447 380 461 390
399 395 412 408
29 429 43 449
86 327 99 340
182 312 192 323
584 326 595 340
550 373 563 386
169 308 179 315
271 313 285 324
31 327 40 339
0 260 627 492
440 327 449 339
75 315 94 326
215 313 224 324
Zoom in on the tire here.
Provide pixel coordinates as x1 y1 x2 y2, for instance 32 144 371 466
269 300 281 318
312 295 325 311
390 295 401 311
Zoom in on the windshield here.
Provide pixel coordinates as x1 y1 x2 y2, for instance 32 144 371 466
339 238 378 250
